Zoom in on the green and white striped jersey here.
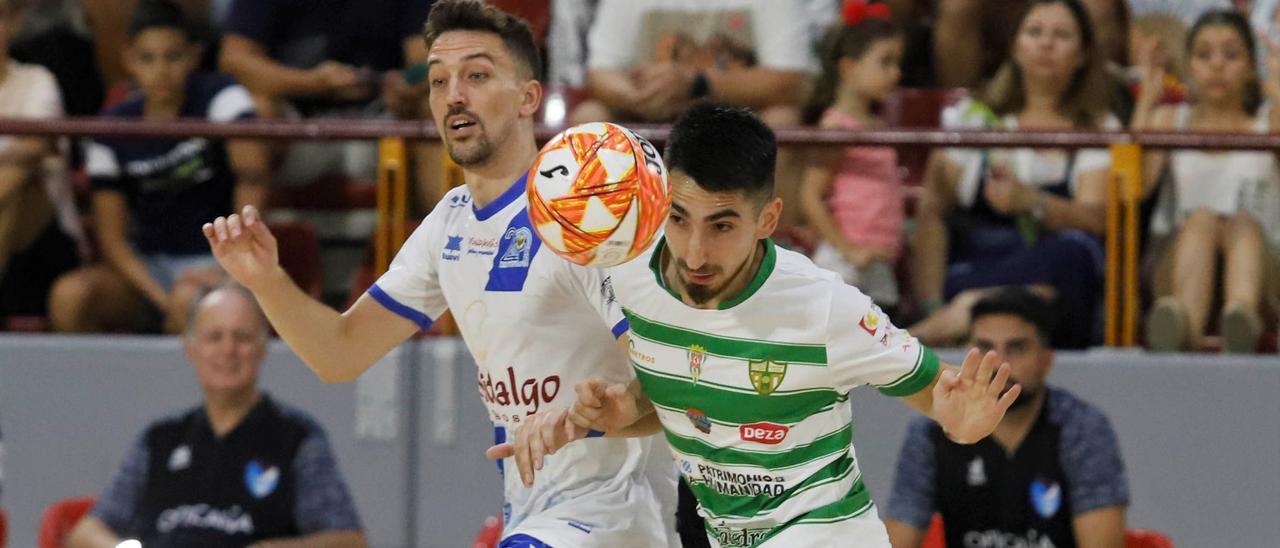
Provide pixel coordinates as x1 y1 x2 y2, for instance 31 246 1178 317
609 238 939 547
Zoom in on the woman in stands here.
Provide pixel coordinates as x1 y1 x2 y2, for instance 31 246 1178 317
910 0 1118 349
48 0 268 334
1133 10 1280 353
800 0 906 312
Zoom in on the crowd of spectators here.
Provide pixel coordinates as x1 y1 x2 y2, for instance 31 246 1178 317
0 0 1276 353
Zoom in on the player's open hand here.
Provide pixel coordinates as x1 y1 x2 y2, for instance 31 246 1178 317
569 377 646 434
485 407 588 487
202 205 280 292
932 348 1021 444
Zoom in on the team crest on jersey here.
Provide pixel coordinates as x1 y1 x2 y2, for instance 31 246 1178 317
687 344 707 384
748 359 787 395
1030 478 1062 518
685 408 712 434
244 460 280 499
498 226 533 269
858 306 883 335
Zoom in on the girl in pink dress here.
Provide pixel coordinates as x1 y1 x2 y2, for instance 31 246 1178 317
800 0 904 307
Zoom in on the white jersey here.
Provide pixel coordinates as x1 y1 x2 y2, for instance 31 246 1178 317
371 177 675 547
609 238 939 547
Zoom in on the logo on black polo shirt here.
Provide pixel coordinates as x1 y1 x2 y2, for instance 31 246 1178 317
244 460 280 499
1030 478 1062 518
168 445 191 471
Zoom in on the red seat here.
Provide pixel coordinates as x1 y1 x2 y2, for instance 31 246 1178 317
38 496 95 548
471 514 503 548
1 506 8 548
881 88 970 187
267 174 377 210
269 221 324 299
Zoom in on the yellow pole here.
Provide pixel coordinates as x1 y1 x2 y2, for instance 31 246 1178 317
376 137 409 276
1106 143 1142 346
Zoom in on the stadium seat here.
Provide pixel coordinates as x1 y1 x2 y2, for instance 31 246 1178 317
267 174 377 210
1126 528 1175 548
38 496 95 548
1 506 8 548
471 514 503 548
881 88 969 187
921 514 946 548
269 220 324 299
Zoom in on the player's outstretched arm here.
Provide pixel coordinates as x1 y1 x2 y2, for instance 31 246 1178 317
899 348 1020 444
204 206 418 382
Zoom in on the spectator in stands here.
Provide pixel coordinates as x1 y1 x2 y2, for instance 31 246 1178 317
884 288 1129 548
48 0 269 334
575 0 834 226
932 0 1030 88
0 0 83 322
66 284 367 548
1133 10 1280 352
799 1 905 309
218 0 433 190
910 0 1118 349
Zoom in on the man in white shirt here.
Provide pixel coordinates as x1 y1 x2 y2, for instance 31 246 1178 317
203 2 675 546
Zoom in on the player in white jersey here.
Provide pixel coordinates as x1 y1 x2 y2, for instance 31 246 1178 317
491 104 1022 548
201 2 675 546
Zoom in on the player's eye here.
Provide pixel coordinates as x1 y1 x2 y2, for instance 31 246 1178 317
714 223 733 233
668 214 686 225
469 71 489 81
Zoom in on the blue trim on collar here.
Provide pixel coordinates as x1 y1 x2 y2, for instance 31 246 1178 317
473 172 529 221
611 318 629 339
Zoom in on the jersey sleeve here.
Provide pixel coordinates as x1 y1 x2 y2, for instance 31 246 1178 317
86 140 127 194
564 262 628 339
825 282 939 395
90 430 150 534
366 207 449 331
291 427 364 533
1058 400 1130 515
884 416 939 530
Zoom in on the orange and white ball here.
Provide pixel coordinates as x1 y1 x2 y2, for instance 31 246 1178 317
526 122 670 267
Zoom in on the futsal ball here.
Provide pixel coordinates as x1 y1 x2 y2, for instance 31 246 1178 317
527 122 670 267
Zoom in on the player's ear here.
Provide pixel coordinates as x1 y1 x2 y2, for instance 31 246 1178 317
519 79 542 119
754 196 783 240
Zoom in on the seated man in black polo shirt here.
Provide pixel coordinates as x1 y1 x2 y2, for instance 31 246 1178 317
67 285 366 548
884 288 1130 548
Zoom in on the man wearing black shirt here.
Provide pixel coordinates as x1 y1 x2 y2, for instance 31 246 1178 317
67 285 365 548
885 288 1129 548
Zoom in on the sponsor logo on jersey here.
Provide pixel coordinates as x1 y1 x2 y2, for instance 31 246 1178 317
679 459 695 475
687 344 707 384
739 422 789 445
968 456 987 486
693 464 785 497
600 276 617 306
1030 479 1062 518
156 503 255 535
627 338 655 365
467 236 499 257
244 460 279 499
168 444 191 471
498 226 533 269
859 305 882 335
448 193 472 208
962 529 1057 548
442 235 463 262
748 359 787 395
710 525 771 548
477 366 561 417
685 408 712 434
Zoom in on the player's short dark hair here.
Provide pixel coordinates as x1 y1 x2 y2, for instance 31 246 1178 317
664 102 777 203
970 287 1056 345
423 0 542 79
128 0 194 40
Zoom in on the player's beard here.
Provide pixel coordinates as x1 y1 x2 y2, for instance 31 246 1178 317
1005 383 1039 410
447 130 495 166
675 261 724 305
444 107 495 166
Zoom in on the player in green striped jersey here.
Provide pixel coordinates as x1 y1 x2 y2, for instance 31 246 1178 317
490 104 1020 548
